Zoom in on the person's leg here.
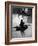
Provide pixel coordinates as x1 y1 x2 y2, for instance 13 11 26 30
21 31 25 37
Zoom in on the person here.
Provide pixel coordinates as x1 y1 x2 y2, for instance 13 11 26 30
19 19 25 37
20 19 24 28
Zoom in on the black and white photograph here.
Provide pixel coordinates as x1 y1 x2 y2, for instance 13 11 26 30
11 6 32 38
9 4 36 42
